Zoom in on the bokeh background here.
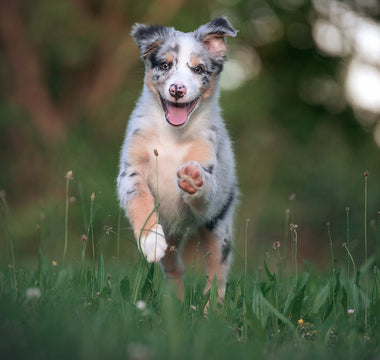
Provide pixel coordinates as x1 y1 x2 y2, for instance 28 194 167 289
1 0 379 271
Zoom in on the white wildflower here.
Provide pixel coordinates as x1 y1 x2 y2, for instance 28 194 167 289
136 300 147 311
26 287 41 300
127 342 150 360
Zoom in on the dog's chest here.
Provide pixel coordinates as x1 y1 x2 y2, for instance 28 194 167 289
145 133 190 215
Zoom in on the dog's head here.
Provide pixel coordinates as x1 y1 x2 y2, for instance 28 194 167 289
132 18 237 126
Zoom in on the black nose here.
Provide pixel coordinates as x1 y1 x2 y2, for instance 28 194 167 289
169 83 187 100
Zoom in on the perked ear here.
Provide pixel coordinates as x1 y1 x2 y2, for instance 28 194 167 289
194 17 237 59
131 24 175 60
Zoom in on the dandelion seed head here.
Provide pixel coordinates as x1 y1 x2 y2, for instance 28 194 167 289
65 170 73 180
364 171 369 177
136 300 147 311
104 225 113 235
289 223 298 231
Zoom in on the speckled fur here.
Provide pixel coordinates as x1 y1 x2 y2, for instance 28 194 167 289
117 18 238 299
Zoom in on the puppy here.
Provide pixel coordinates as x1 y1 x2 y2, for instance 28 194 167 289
117 17 238 299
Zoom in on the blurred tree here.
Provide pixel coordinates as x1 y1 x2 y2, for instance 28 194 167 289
0 0 187 144
0 0 64 142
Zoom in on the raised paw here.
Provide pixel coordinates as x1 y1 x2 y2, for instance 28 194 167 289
141 224 168 263
177 161 204 195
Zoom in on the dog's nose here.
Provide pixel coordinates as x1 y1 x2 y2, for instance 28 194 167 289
169 83 187 100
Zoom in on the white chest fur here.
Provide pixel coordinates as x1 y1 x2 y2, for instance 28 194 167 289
144 130 193 225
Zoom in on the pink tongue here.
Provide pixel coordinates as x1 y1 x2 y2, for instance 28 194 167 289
166 103 187 126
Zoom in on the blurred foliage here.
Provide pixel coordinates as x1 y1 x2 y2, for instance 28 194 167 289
0 0 379 269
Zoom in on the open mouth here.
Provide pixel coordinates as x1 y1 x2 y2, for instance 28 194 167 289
160 96 199 126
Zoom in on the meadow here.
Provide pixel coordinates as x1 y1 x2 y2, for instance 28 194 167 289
1 2 380 359
0 172 379 360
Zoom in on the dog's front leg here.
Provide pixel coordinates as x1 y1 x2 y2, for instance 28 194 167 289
176 140 217 213
176 160 216 210
120 177 167 263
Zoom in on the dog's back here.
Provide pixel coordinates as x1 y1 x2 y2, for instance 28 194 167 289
118 17 237 299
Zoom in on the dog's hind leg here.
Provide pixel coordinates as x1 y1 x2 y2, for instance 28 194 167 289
200 227 232 300
160 238 185 298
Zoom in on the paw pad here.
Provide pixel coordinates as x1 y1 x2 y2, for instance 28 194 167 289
177 161 204 195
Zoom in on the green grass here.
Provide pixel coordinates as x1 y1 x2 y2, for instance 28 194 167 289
0 174 379 360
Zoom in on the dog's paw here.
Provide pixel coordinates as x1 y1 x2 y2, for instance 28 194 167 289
141 224 167 263
177 161 204 195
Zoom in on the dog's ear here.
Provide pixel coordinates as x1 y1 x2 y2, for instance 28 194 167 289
132 24 174 60
194 17 237 60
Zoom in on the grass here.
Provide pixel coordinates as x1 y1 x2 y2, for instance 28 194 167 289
0 172 379 360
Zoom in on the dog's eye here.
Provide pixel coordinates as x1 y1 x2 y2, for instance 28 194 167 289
193 65 205 75
159 62 171 71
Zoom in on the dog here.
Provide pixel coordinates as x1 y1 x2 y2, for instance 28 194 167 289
117 17 238 299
